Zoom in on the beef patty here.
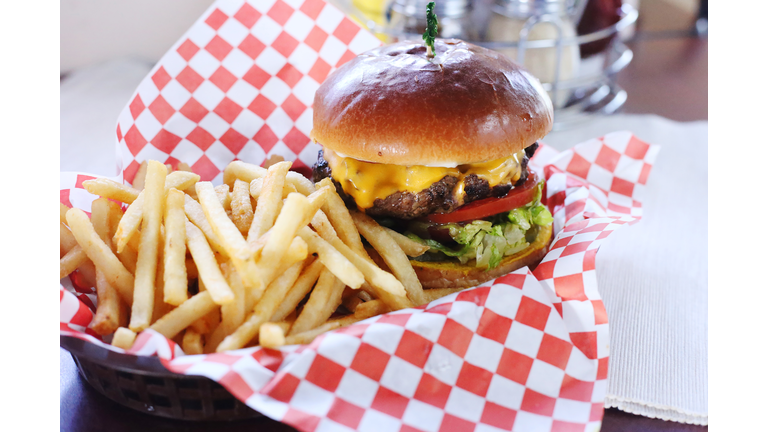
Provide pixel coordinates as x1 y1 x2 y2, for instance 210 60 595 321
312 144 536 220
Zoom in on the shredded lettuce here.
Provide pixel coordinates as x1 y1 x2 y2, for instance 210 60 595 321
507 207 532 230
447 220 492 244
406 180 554 270
531 204 554 226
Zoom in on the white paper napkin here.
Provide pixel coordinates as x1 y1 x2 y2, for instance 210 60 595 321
60 62 708 425
547 115 708 425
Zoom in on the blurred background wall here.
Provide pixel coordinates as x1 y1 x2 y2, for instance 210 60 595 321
60 0 705 174
61 0 216 73
61 0 701 73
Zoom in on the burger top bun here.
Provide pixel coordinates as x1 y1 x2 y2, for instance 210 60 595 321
311 39 554 166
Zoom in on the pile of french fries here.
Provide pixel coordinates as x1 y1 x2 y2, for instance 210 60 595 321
60 159 464 354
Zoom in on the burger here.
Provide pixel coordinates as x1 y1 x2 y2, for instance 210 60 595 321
310 39 554 288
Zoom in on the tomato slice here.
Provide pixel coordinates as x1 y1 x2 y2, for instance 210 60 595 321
426 173 539 224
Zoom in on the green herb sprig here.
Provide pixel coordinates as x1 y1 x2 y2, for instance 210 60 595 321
422 2 438 58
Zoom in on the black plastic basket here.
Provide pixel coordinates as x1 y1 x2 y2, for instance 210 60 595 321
61 335 261 421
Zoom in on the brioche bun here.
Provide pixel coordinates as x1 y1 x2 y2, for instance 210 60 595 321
311 39 554 166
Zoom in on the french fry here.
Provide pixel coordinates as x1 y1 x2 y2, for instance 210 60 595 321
309 212 410 310
222 262 246 328
133 160 148 189
200 304 221 336
196 182 260 290
184 185 198 201
184 195 227 257
383 226 429 257
60 203 70 225
163 189 188 306
182 329 204 355
270 258 324 322
163 171 201 191
223 161 315 195
113 194 144 253
284 321 342 346
102 199 124 238
259 322 286 348
247 161 290 245
152 241 174 324
284 236 309 264
420 287 466 304
231 180 253 235
302 186 333 227
61 223 78 253
89 198 129 334
309 210 337 239
62 159 441 353
82 179 140 204
251 181 298 204
66 208 134 304
223 161 266 186
149 291 217 339
90 198 113 243
60 219 97 283
190 317 212 335
282 183 298 197
316 177 368 257
113 172 201 253
76 260 98 289
60 246 88 279
130 161 167 332
249 178 263 199
217 259 306 352
117 242 138 274
352 211 426 306
111 327 137 350
186 221 234 305
214 184 232 210
252 193 316 287
166 163 173 173
204 262 247 352
177 162 192 172
289 268 346 335
103 203 138 273
91 269 126 335
297 226 365 289
244 236 309 312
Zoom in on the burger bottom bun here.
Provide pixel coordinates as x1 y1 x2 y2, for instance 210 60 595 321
411 223 553 289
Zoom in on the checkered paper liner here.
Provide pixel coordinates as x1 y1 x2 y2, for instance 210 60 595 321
114 0 381 185
58 0 660 429
62 128 658 432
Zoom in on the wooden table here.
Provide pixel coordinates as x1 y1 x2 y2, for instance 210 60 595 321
60 31 708 432
619 36 708 122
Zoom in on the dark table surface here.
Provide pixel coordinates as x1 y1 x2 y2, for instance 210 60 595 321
60 23 708 432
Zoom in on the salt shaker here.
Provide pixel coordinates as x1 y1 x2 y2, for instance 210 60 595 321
486 0 583 108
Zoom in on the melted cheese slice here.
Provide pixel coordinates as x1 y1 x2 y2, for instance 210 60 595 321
324 149 525 209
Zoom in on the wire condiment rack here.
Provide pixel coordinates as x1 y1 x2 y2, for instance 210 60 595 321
335 0 638 130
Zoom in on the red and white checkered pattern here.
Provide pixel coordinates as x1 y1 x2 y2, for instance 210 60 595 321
114 0 381 185
530 132 659 235
60 0 662 428
60 130 658 431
